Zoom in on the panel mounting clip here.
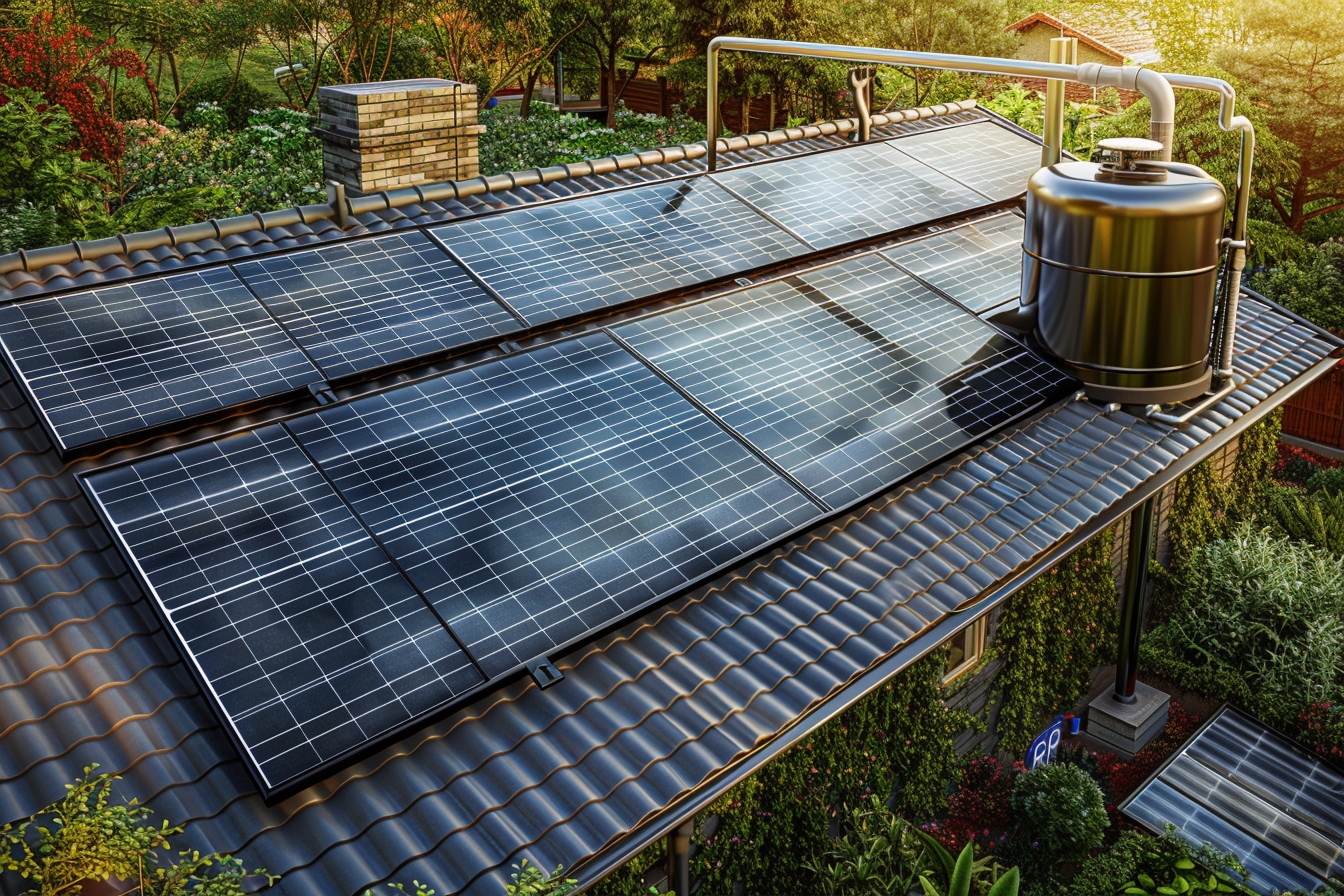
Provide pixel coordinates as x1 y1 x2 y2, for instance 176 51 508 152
308 382 338 406
527 656 564 689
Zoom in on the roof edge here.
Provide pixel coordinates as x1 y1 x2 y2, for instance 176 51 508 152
1004 12 1129 61
0 99 979 278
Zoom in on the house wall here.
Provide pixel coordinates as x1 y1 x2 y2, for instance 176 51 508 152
1013 23 1120 66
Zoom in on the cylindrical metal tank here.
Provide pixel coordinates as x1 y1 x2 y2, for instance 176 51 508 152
1021 138 1227 404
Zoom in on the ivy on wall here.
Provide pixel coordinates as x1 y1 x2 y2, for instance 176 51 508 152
990 527 1119 758
592 653 972 896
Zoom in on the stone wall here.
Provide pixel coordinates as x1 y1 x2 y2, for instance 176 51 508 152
317 78 484 194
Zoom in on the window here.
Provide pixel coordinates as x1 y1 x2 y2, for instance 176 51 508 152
942 616 986 685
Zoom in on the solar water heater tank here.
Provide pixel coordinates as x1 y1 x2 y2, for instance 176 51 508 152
1021 137 1227 404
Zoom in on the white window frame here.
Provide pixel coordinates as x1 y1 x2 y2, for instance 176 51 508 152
941 615 987 685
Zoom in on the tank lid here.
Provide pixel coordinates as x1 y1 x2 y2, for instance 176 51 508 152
1096 137 1168 183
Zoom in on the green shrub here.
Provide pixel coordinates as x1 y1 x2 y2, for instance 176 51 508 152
1066 830 1154 896
478 105 706 176
1308 466 1344 496
1254 240 1344 335
504 859 577 896
175 74 273 130
806 796 938 896
1009 763 1109 862
1256 483 1344 556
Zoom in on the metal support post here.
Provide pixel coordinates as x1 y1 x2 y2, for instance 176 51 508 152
666 818 694 895
1114 495 1157 703
1041 36 1077 168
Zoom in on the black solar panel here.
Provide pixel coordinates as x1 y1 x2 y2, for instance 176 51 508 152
429 180 809 324
1122 707 1344 895
82 425 483 793
0 269 317 453
888 122 1043 201
614 254 1072 507
287 332 818 677
711 143 987 249
883 213 1025 313
233 231 519 380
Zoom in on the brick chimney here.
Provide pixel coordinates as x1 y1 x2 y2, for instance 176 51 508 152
316 79 485 195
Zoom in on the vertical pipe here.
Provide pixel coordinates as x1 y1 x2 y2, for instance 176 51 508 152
667 819 694 895
1114 495 1157 704
1040 37 1076 168
555 52 564 111
707 44 720 172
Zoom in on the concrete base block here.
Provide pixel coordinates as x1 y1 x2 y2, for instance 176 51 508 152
1086 680 1169 759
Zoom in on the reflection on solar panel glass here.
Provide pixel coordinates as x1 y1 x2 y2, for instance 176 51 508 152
288 332 817 677
1122 707 1344 894
0 269 316 452
711 143 986 249
889 122 1043 201
615 255 1071 507
883 213 1025 313
83 425 482 792
430 180 808 324
233 231 518 379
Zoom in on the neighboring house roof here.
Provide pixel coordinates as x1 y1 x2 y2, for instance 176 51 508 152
1007 11 1160 64
0 101 1337 896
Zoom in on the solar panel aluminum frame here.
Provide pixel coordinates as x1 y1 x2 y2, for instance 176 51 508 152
77 254 1072 799
76 439 503 803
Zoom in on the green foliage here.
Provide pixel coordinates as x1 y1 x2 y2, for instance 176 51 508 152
176 74 273 130
1118 828 1250 896
990 528 1117 756
0 765 273 896
681 653 972 895
982 85 1040 133
1147 526 1344 726
1254 241 1344 334
1009 763 1109 862
1067 830 1155 896
505 859 577 896
478 104 705 175
1308 467 1344 496
806 796 940 896
1255 484 1344 556
365 880 435 896
1167 458 1227 572
1229 409 1282 512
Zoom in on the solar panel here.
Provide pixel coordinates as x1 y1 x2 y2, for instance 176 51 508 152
883 213 1025 313
233 231 519 380
429 180 810 324
614 254 1072 507
0 269 317 453
287 332 818 677
1121 706 1344 894
710 143 987 249
888 122 1043 201
82 425 483 794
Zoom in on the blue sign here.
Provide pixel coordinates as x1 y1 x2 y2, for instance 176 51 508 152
1026 717 1064 770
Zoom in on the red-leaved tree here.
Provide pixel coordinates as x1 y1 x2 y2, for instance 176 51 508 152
0 14 153 164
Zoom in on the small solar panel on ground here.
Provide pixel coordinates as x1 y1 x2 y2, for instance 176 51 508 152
1121 706 1344 894
883 213 1025 313
233 231 519 380
429 180 810 324
0 268 317 453
288 332 818 677
710 143 987 249
82 425 482 793
614 254 1072 507
888 122 1043 201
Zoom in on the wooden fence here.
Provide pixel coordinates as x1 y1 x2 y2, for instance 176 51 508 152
1282 359 1344 450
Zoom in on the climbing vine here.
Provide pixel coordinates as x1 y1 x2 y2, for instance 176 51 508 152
594 653 972 895
990 527 1118 757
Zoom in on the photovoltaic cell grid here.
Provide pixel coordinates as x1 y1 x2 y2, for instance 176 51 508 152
0 268 317 453
232 231 519 380
1122 707 1344 895
81 425 482 792
710 142 988 250
888 122 1044 202
430 179 810 324
882 213 1026 313
615 254 1073 507
288 332 818 677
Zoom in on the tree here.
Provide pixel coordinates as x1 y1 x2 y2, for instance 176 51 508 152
1216 0 1344 234
565 0 675 127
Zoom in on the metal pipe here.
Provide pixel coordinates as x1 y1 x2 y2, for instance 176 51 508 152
1114 494 1157 703
667 819 694 896
705 36 1177 171
1041 37 1076 168
1145 375 1240 426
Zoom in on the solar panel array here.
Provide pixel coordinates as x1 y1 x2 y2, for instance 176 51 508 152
233 231 519 380
888 122 1043 201
710 143 986 249
615 254 1071 507
883 213 1026 313
1122 706 1344 895
431 179 811 323
288 333 818 677
0 269 318 453
82 425 483 790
